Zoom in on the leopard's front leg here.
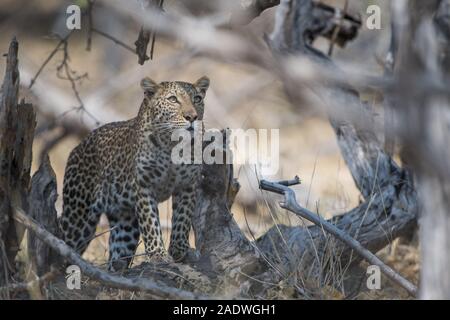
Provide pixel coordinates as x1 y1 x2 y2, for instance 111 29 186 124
169 185 196 261
135 188 170 262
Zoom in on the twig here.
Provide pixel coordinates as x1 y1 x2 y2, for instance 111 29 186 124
92 27 136 54
259 177 418 297
85 0 136 55
28 31 74 89
28 32 100 127
55 36 100 126
12 207 209 300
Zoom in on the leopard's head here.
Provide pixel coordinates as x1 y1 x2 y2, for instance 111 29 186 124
138 76 210 134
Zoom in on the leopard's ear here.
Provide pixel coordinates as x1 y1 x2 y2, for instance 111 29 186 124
194 76 210 96
140 77 160 97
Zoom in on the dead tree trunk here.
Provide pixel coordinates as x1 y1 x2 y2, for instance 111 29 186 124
0 38 35 297
191 161 269 296
27 155 60 276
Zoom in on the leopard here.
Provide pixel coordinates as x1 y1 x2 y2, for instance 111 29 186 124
59 76 210 271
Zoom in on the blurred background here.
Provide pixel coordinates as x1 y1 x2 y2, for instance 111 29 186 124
0 0 417 298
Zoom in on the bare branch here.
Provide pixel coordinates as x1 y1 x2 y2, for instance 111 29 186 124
92 27 136 54
85 0 139 55
28 31 74 89
260 177 418 297
55 36 100 126
13 207 209 300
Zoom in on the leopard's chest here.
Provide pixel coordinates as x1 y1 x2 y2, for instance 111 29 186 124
136 149 200 202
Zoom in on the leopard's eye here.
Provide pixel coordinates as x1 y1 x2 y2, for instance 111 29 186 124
193 95 203 103
168 96 178 103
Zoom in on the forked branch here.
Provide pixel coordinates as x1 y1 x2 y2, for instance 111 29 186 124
260 177 418 297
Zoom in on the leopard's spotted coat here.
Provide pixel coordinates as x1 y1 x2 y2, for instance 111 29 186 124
59 76 210 270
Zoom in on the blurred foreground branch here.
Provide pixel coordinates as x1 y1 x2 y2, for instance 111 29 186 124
390 0 450 299
230 0 361 49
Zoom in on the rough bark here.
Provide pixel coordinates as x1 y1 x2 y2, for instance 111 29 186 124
27 155 60 276
0 38 35 295
191 161 268 296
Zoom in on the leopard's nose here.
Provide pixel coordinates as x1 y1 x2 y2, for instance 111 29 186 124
184 113 198 123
